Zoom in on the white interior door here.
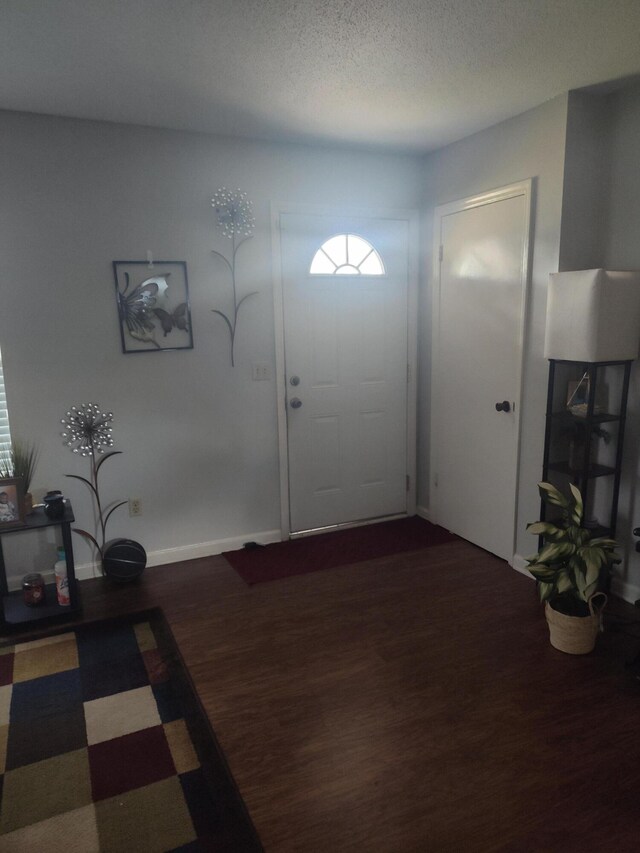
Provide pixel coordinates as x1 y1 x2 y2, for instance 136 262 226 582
279 213 410 534
431 182 531 560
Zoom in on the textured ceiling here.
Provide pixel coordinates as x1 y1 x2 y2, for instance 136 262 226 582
1 0 640 152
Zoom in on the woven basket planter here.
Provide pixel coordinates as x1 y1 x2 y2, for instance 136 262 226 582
544 593 607 655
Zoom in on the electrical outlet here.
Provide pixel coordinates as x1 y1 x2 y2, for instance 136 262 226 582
129 498 142 517
252 363 271 381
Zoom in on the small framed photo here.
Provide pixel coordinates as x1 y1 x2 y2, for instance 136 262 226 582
0 478 25 529
567 376 589 410
113 260 194 353
566 372 604 417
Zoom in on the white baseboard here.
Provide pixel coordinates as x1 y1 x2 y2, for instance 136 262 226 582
416 505 431 521
510 553 534 580
610 576 640 605
72 528 283 583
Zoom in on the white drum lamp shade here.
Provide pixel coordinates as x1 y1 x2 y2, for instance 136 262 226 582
544 269 640 362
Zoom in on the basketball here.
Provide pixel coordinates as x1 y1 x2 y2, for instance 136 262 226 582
102 538 147 583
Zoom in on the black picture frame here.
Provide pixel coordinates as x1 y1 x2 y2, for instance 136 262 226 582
0 477 26 529
113 260 194 353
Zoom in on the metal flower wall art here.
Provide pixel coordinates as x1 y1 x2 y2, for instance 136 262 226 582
113 260 194 353
61 403 127 563
210 187 258 366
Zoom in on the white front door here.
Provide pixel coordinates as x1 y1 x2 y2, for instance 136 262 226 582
279 213 411 534
431 182 531 560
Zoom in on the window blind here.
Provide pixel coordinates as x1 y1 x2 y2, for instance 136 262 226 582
0 347 12 457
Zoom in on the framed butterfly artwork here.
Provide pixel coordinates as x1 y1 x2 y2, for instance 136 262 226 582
113 260 194 353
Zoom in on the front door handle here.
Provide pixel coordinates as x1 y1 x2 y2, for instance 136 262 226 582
290 398 302 409
495 400 511 413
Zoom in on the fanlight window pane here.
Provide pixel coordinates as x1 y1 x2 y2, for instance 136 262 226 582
359 252 385 275
346 234 373 267
322 235 348 267
309 251 336 274
309 234 385 276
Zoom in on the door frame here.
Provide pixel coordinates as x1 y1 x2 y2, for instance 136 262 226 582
271 203 420 540
430 180 533 560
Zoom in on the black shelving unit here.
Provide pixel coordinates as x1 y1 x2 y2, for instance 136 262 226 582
541 359 632 538
0 501 81 631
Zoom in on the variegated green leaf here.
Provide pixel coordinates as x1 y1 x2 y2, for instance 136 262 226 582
538 581 554 602
526 521 566 540
536 541 575 564
575 567 588 599
588 537 617 549
556 571 573 594
528 565 557 582
584 579 600 601
538 482 569 509
582 552 603 587
578 545 605 577
568 483 583 525
575 528 590 546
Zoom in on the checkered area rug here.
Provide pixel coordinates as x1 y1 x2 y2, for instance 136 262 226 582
0 611 262 852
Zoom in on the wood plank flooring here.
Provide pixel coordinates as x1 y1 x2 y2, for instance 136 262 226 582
14 539 640 852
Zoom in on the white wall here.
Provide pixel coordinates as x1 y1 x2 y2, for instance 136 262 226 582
418 95 569 560
558 90 611 272
0 109 423 583
604 81 640 601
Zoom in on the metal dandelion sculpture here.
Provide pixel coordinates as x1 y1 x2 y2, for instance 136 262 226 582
61 403 114 456
210 187 258 366
61 403 126 561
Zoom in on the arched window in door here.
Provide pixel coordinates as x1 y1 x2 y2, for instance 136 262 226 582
309 234 385 276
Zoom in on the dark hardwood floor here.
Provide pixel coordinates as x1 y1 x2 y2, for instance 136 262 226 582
10 539 640 852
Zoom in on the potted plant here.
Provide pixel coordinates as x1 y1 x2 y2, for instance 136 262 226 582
526 481 618 654
0 439 39 513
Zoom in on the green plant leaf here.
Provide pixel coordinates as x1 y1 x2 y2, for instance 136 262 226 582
579 546 605 580
528 564 557 582
538 581 554 602
588 537 618 549
568 483 584 526
538 482 569 509
575 566 588 599
536 541 575 565
526 521 566 540
584 560 604 585
556 570 573 593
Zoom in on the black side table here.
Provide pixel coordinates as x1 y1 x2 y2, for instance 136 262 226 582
0 501 81 631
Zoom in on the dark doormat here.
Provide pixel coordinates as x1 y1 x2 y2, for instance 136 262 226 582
224 515 458 585
0 608 263 852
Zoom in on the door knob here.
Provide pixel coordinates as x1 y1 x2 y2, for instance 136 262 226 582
495 400 511 413
290 398 302 409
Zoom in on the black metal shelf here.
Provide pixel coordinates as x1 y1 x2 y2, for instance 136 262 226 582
541 359 632 539
2 583 80 626
547 461 616 479
0 502 81 632
548 410 621 425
